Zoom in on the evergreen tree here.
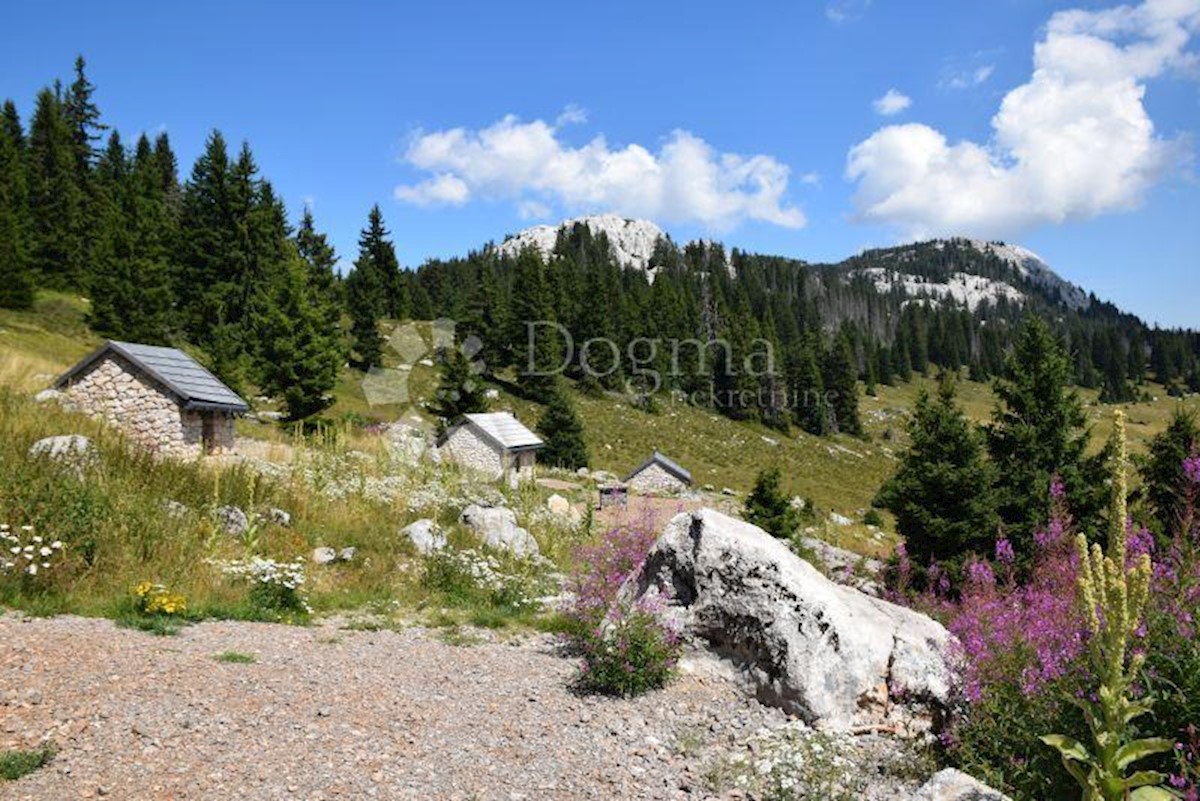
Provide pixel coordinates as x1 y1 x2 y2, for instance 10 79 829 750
824 332 862 436
790 338 827 435
257 254 341 420
744 466 801 539
509 246 562 402
62 56 105 175
427 345 489 431
0 100 34 309
345 207 387 368
874 374 998 570
356 205 405 318
27 87 85 289
986 317 1105 546
294 207 342 332
1139 407 1199 540
175 130 233 338
537 381 589 469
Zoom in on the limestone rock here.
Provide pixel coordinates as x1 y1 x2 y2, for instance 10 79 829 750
264 507 292 528
34 389 65 405
913 769 1011 801
312 547 337 565
214 505 249 537
402 519 446 555
338 547 357 562
800 537 885 596
163 500 190 519
546 494 571 516
28 435 93 468
624 509 954 730
459 504 539 558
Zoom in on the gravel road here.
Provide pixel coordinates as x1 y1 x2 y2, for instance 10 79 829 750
0 613 790 800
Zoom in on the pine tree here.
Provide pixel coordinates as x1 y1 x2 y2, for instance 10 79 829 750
257 254 341 420
356 205 405 318
427 345 489 431
744 466 800 539
510 246 562 402
790 338 828 435
27 87 85 289
345 208 387 369
1140 407 1199 540
874 373 998 570
176 130 233 339
537 381 589 469
824 332 862 436
0 100 34 309
986 317 1106 545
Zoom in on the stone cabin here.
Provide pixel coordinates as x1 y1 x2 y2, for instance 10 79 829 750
624 450 693 495
53 340 249 457
438 412 544 484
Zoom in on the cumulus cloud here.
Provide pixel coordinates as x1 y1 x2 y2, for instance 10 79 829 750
846 0 1200 239
873 89 912 115
394 114 807 230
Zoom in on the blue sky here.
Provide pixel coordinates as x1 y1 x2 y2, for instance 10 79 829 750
3 0 1199 326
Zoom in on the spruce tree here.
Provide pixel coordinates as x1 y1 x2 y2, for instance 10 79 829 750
27 87 85 289
257 254 341 420
345 208 387 369
0 100 34 309
824 332 862 436
874 373 998 570
744 466 801 539
428 345 489 431
357 205 405 318
791 338 828 435
510 246 563 402
986 316 1105 545
1140 407 1199 539
176 130 233 339
537 381 589 469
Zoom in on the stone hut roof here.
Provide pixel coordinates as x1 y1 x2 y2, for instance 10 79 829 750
54 340 249 413
441 412 544 452
624 450 693 485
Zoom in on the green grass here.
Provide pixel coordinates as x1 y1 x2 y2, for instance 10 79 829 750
213 650 257 664
0 746 55 782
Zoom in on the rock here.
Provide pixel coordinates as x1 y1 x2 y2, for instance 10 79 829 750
829 512 854 526
459 504 539 558
338 547 357 562
484 388 500 400
418 358 434 367
28 434 93 464
546 494 571 516
163 500 190 519
799 537 884 596
264 507 291 527
255 411 284 423
624 509 953 730
589 470 618 484
401 519 446 555
575 467 590 478
312 547 337 565
213 506 249 537
34 389 65 405
720 487 737 496
914 769 1011 801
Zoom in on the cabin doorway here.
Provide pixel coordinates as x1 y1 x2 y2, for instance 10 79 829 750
201 413 217 454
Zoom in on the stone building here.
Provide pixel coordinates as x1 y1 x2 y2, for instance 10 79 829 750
624 450 693 495
438 412 543 484
53 340 248 457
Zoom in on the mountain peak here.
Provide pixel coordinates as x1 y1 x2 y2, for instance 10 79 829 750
495 215 666 271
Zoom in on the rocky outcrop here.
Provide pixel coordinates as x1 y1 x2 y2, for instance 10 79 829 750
213 505 249 537
624 509 954 730
914 769 1011 801
401 519 446 555
28 434 93 464
459 504 539 558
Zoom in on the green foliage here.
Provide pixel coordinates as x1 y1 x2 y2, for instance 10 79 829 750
537 382 589 469
1041 412 1172 801
1139 407 1198 539
874 373 998 570
345 206 389 369
825 331 862 436
0 100 34 310
213 650 256 664
576 606 680 697
0 746 55 782
987 317 1105 548
428 345 489 430
744 466 801 539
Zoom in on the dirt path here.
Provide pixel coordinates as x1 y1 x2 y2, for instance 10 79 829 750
0 614 779 800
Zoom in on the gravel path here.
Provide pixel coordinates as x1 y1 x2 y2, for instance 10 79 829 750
0 613 790 800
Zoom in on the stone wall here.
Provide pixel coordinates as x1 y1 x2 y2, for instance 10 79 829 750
627 462 688 495
61 354 235 458
442 425 505 480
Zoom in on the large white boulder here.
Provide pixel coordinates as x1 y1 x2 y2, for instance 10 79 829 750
401 519 446 555
459 504 539 558
625 509 954 730
914 769 1011 801
28 434 92 463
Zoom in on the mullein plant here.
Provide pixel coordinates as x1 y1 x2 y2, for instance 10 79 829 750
1042 411 1174 800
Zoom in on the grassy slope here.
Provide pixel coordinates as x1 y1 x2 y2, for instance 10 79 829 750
6 294 1200 539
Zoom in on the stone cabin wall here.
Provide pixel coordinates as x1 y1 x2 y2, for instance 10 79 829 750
442 425 505 480
628 462 688 495
61 353 235 457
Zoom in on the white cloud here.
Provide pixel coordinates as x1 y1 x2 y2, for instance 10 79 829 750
941 64 995 89
394 115 807 230
847 0 1200 240
555 104 588 127
873 89 913 116
826 0 871 24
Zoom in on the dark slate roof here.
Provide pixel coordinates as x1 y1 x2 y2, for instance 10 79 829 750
54 340 249 413
624 450 693 485
439 412 544 452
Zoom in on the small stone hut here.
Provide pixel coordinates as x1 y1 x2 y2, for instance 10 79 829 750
624 450 693 495
53 340 248 457
438 412 543 484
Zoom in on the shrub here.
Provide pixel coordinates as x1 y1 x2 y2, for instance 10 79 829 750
744 466 800 540
214 556 311 620
420 548 551 614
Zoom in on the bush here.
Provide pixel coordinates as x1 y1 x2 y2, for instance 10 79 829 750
214 556 311 621
744 466 800 539
420 547 550 614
